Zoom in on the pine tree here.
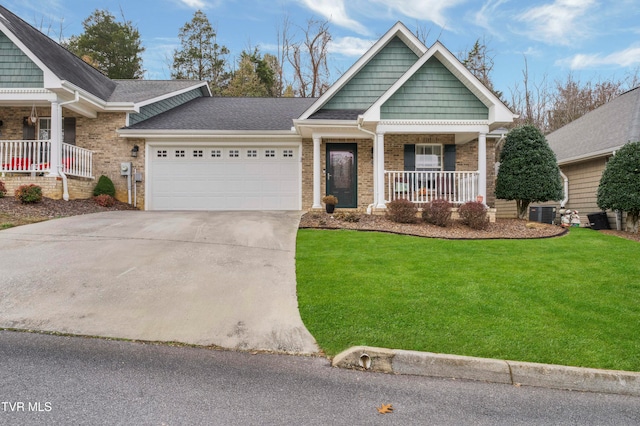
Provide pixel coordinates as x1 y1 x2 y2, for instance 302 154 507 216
171 10 230 95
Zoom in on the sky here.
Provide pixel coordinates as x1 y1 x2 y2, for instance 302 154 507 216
4 0 640 99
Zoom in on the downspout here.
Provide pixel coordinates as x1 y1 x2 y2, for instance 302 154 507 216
358 119 377 214
56 91 80 201
559 169 569 208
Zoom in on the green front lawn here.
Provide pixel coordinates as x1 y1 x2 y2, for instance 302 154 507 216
296 228 640 371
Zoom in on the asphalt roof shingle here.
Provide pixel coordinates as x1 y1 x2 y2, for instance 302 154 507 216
109 80 207 103
547 87 640 163
0 6 116 101
125 97 318 131
308 109 365 120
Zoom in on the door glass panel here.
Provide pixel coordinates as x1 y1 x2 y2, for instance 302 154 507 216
331 151 353 189
327 144 357 208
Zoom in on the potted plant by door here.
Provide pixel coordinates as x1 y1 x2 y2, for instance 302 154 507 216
322 195 338 214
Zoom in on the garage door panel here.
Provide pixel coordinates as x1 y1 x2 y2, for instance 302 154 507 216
149 145 300 211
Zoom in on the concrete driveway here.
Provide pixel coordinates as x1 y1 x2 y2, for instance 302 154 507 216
0 211 318 354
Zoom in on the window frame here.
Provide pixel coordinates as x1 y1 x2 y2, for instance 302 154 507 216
415 144 443 171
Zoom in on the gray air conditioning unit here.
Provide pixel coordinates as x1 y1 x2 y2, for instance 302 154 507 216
529 206 556 224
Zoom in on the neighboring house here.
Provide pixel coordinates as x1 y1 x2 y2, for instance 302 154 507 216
544 87 640 228
1 6 516 212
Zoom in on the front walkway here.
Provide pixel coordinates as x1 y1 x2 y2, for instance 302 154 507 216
0 211 318 354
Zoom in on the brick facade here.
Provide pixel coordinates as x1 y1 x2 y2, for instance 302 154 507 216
0 107 146 208
302 138 374 210
300 133 498 211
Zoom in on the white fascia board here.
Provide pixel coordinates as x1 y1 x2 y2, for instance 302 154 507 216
377 120 489 135
133 81 210 108
0 88 57 103
362 42 516 124
558 147 621 166
297 22 427 120
146 139 302 147
117 129 302 140
293 119 363 138
58 81 137 114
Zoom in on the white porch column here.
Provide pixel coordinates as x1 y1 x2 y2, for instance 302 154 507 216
478 132 487 203
375 132 386 208
47 101 61 177
312 136 322 209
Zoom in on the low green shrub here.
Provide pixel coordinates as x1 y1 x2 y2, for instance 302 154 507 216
422 198 452 227
93 175 116 197
94 194 115 207
15 184 43 204
386 198 418 223
0 180 6 198
458 201 488 230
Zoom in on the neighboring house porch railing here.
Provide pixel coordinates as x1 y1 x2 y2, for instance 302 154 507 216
0 140 93 179
385 171 479 204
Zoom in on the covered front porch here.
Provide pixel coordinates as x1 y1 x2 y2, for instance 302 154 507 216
298 121 495 212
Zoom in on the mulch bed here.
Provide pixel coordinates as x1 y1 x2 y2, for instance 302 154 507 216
0 196 137 220
299 211 567 239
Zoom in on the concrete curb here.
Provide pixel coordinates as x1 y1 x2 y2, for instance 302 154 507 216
332 346 640 397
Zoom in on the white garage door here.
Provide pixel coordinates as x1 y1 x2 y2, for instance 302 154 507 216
148 145 300 210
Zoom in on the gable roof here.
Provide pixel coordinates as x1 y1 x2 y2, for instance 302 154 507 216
361 41 515 127
123 97 317 132
547 87 640 164
109 80 210 103
299 22 426 120
0 5 116 101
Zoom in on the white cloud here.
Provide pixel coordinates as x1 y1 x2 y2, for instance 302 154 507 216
559 45 640 70
328 36 376 57
298 0 369 35
515 0 598 46
370 0 467 30
473 0 509 34
179 0 208 8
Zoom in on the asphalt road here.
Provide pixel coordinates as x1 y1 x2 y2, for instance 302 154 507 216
1 331 639 425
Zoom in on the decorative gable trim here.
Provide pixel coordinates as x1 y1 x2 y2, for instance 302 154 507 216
362 41 515 127
298 22 426 120
0 24 60 90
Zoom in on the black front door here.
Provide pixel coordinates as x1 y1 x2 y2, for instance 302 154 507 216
326 143 357 208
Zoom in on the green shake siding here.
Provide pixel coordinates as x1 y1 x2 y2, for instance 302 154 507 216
0 33 44 88
323 37 418 110
382 57 488 120
129 88 204 126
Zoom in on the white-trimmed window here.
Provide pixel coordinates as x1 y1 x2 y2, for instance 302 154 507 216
157 149 167 158
229 149 240 158
193 149 204 158
175 149 186 158
265 149 276 158
211 149 222 158
415 144 442 171
283 149 294 158
38 118 51 140
246 149 258 158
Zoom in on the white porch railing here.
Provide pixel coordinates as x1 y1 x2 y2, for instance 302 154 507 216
61 143 93 178
0 140 93 178
0 140 51 173
385 171 479 204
